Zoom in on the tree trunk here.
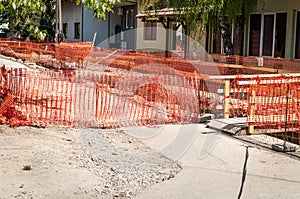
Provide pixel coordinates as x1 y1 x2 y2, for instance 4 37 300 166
219 16 234 55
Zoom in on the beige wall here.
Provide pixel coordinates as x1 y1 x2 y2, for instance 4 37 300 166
136 20 168 51
136 0 168 51
245 0 300 58
136 1 209 54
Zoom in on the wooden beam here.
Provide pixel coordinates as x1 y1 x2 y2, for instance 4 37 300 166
210 73 300 80
224 80 230 119
238 78 300 85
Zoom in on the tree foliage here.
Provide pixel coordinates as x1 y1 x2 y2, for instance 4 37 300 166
142 0 258 33
0 0 120 41
0 0 259 44
75 0 120 19
0 0 51 41
40 0 56 40
141 0 259 54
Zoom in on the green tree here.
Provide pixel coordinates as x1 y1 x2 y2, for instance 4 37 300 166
40 0 56 40
0 0 48 41
75 0 120 19
0 0 120 41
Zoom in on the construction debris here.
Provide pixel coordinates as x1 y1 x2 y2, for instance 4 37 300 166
0 66 31 127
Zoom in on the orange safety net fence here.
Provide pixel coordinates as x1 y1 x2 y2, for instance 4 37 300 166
0 65 223 128
0 39 299 75
210 54 300 73
0 40 92 69
0 67 32 127
84 49 278 76
227 76 249 118
246 75 300 144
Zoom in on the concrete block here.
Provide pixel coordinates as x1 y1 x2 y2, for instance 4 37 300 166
207 118 248 135
271 143 298 152
198 114 215 123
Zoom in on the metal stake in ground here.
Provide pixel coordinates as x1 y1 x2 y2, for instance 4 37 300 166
272 80 297 152
284 83 289 148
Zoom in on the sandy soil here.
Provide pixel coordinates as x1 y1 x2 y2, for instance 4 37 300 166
0 125 181 199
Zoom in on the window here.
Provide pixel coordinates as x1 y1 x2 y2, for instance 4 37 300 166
295 11 300 59
275 13 287 58
211 19 243 55
63 23 68 38
125 9 135 29
212 30 222 54
249 14 261 56
233 20 244 55
172 24 184 51
123 6 135 30
144 22 157 40
249 13 287 58
74 22 80 39
262 14 274 56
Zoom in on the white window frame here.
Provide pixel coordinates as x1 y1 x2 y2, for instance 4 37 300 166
293 10 300 59
126 10 129 29
249 12 287 58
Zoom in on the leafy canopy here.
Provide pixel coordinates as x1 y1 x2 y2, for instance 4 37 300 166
0 0 121 41
141 0 258 33
0 0 48 41
75 0 120 19
0 0 258 41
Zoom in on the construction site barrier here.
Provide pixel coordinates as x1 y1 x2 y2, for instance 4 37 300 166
210 75 252 119
210 54 300 73
0 66 222 128
211 74 300 144
0 40 92 69
0 39 299 75
247 75 300 144
0 40 299 143
55 42 93 69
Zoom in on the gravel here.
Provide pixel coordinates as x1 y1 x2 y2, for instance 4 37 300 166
0 124 181 198
76 128 182 198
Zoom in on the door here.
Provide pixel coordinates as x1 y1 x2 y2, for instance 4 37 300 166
121 5 136 50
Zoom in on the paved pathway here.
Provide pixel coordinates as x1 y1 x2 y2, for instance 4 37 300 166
121 124 300 199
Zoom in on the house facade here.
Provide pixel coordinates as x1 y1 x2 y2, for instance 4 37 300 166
135 7 187 54
61 0 300 59
61 0 137 49
208 0 300 59
247 0 300 59
61 0 184 54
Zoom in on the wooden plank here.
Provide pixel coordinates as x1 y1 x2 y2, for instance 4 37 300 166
210 73 300 80
238 78 300 85
248 89 256 134
224 80 230 119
